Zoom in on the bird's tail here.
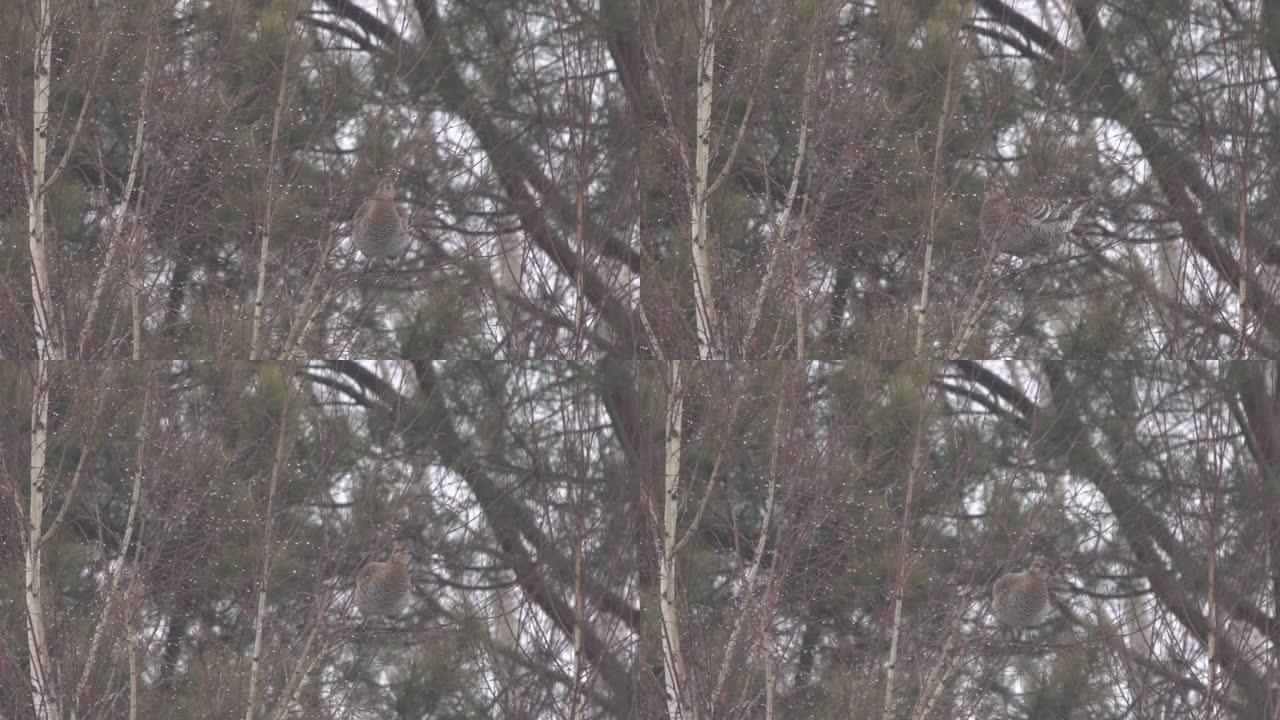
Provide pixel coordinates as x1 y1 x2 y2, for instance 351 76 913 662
1067 197 1093 223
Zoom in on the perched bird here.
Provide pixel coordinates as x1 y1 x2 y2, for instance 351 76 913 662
353 177 410 262
355 541 412 617
992 555 1051 639
980 178 1089 257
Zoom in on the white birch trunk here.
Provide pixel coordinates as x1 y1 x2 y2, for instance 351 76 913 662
29 0 60 362
691 0 717 358
881 395 928 718
885 18 962 714
1126 594 1154 660
249 23 296 360
26 0 63 716
26 365 59 720
497 231 525 296
661 361 689 719
487 560 525 715
244 372 294 720
493 570 523 653
496 230 526 352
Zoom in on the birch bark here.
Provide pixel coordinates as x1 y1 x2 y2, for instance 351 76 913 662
26 0 64 716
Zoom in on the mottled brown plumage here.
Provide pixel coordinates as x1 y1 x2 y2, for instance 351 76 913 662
992 555 1051 631
353 178 409 261
980 178 1088 257
355 541 412 617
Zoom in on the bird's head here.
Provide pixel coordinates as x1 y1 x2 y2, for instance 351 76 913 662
390 540 412 565
1029 555 1052 578
374 177 396 199
983 176 1007 201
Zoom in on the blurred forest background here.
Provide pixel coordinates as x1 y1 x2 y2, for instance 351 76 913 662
3 0 1280 716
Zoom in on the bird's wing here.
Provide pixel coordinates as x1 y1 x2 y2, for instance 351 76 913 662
356 563 377 587
992 573 1013 598
979 198 1004 221
1012 196 1080 224
354 198 374 223
978 198 1009 238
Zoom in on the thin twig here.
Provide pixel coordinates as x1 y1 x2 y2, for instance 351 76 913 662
743 34 819 354
268 586 332 720
278 229 340 359
710 367 790 711
79 40 153 358
73 378 151 716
